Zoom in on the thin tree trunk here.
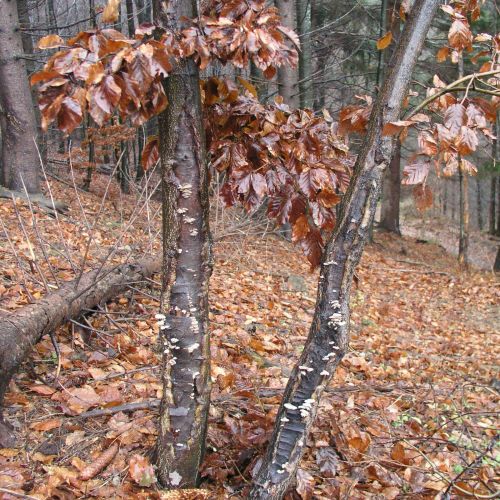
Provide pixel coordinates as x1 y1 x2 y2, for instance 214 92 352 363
496 177 500 236
17 0 48 166
0 256 161 447
17 0 33 67
458 163 470 268
0 0 40 193
490 114 498 234
490 176 497 234
296 0 313 108
494 246 500 272
83 0 97 192
125 0 145 182
379 0 402 234
311 0 325 112
443 179 448 215
153 0 212 488
125 0 135 37
275 0 299 108
380 139 401 234
457 55 469 268
136 126 145 180
476 177 483 231
47 0 57 30
250 1 439 497
135 0 150 25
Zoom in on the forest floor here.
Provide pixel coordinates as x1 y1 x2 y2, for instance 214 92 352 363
401 215 499 271
0 173 498 499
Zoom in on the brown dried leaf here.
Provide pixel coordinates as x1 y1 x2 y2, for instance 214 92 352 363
402 160 430 185
38 34 64 49
448 20 472 51
30 418 62 432
377 31 392 50
129 454 157 487
413 184 433 211
102 0 121 23
296 468 315 499
80 443 119 480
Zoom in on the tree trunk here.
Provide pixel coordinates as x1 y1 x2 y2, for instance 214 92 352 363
476 177 483 231
490 113 498 235
311 0 327 112
458 162 469 268
457 55 469 268
0 0 40 193
497 177 500 236
494 246 500 272
0 256 161 447
380 139 401 234
249 1 439 497
125 0 136 37
296 0 313 108
16 0 34 68
275 0 299 108
153 0 213 489
379 0 402 234
135 0 150 25
47 0 57 30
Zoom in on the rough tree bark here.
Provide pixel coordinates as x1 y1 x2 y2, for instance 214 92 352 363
153 0 213 489
0 0 41 193
275 0 299 108
0 257 161 447
249 0 439 497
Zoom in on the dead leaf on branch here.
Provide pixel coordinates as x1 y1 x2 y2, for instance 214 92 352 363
102 0 121 23
377 31 393 50
38 34 64 49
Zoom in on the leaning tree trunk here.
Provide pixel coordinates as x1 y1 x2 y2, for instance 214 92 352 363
249 0 439 497
275 0 299 108
0 0 40 193
0 256 161 447
153 0 213 489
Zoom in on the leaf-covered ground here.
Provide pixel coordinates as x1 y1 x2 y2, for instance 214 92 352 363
0 175 498 499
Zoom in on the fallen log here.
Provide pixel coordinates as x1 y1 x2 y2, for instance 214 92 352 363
0 256 160 447
0 186 68 214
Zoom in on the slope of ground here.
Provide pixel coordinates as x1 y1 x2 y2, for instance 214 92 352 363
0 176 498 499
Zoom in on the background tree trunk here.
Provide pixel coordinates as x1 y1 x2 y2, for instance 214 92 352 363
457 56 469 268
0 0 41 193
380 139 402 233
296 0 313 108
275 0 299 108
135 0 150 25
490 113 498 235
379 0 402 234
250 0 439 497
153 0 213 489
